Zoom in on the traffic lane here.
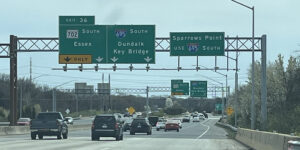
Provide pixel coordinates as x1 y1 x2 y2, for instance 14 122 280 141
200 118 229 139
0 119 208 142
0 119 248 150
0 135 248 150
73 117 93 125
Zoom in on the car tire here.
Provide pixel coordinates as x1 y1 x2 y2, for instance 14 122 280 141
120 135 123 140
63 132 68 139
130 132 135 135
91 134 98 141
177 129 179 132
164 129 167 132
156 128 159 131
116 136 120 141
38 134 43 140
57 132 62 140
31 132 36 140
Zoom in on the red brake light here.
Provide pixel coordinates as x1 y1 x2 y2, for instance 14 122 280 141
115 123 119 129
92 123 95 129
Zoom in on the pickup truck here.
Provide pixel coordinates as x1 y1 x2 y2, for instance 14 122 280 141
30 112 68 140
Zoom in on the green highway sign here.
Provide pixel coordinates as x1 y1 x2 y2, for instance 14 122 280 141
59 21 155 64
59 25 107 64
190 81 207 98
59 16 95 25
107 25 155 64
170 32 225 56
215 103 222 111
171 80 189 95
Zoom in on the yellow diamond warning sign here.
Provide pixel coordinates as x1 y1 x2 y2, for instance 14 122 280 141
128 107 135 115
59 55 92 64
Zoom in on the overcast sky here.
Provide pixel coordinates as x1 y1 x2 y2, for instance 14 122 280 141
0 0 299 98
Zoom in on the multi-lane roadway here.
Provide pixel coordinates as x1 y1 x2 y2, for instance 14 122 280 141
0 117 248 150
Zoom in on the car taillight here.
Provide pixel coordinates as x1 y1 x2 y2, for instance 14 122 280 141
115 123 119 129
92 122 95 129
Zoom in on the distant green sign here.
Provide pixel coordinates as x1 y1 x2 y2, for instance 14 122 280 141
107 25 155 64
190 81 207 98
59 25 107 64
171 80 189 95
59 16 95 25
170 32 225 56
215 103 222 111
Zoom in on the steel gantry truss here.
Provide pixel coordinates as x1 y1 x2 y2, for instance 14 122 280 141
0 35 267 128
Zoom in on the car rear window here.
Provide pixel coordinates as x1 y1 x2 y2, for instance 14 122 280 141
132 119 146 124
95 116 116 123
18 118 30 122
37 113 62 120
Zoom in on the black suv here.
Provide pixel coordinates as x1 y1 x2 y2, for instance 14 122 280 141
91 114 123 141
130 118 152 135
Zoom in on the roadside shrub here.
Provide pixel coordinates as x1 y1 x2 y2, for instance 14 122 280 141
0 107 9 121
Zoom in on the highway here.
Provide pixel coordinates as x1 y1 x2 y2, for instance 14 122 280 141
0 118 248 150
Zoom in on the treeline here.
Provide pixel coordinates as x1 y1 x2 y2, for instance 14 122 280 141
0 74 220 120
228 54 300 134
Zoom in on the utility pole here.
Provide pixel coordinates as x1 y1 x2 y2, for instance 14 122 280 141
20 85 23 118
232 0 255 130
10 35 18 126
108 74 111 111
30 57 32 83
235 36 239 127
146 86 149 118
261 35 267 130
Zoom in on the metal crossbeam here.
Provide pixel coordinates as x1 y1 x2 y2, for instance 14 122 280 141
0 44 10 58
15 36 262 52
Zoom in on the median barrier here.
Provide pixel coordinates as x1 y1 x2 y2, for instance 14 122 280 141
0 124 91 136
0 126 30 135
236 128 300 150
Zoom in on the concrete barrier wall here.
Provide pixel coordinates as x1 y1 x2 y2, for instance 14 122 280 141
0 126 30 136
236 128 300 150
0 124 91 136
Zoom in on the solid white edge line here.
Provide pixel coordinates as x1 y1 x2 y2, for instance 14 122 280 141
196 119 211 139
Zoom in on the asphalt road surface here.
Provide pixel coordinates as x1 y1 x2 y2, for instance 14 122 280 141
0 118 248 150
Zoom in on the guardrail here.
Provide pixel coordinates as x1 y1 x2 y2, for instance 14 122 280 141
216 121 237 132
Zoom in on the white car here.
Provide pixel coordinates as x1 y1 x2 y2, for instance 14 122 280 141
198 114 205 120
193 116 200 122
65 117 74 125
156 120 166 131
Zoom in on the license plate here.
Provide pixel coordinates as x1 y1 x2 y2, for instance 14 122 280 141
102 124 108 128
170 125 174 126
138 125 141 128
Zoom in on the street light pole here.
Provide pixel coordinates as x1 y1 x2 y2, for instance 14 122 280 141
232 0 255 130
52 80 76 112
